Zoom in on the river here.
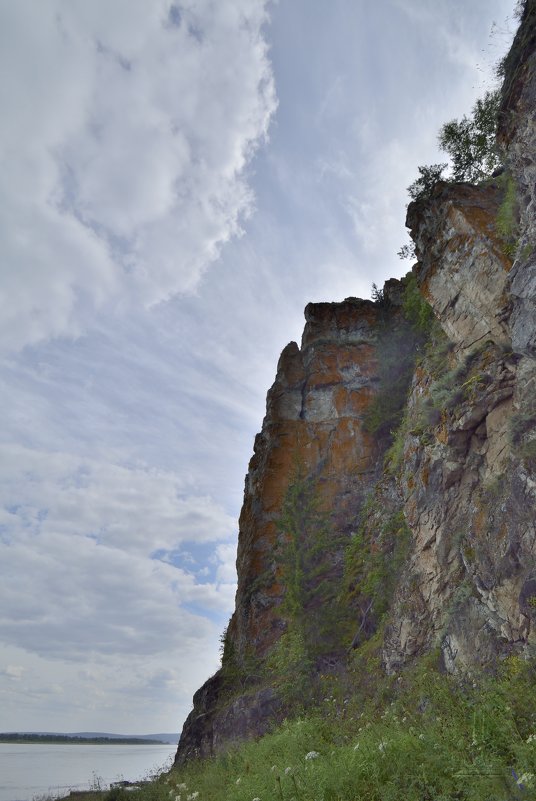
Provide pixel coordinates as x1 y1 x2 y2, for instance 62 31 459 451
0 743 176 801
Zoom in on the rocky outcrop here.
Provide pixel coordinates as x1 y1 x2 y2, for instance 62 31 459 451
383 0 536 674
176 0 536 764
175 293 406 763
406 181 511 352
231 297 386 664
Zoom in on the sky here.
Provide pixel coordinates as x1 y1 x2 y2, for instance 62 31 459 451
0 0 518 735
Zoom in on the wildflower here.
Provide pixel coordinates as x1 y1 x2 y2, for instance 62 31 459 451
353 743 359 751
402 717 407 723
517 772 535 789
177 785 187 791
236 778 242 785
175 796 181 801
378 742 386 753
527 734 536 744
305 751 320 760
284 767 292 776
252 797 261 801
187 794 199 801
418 734 425 741
270 766 277 772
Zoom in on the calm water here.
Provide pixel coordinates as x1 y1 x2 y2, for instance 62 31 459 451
0 743 176 801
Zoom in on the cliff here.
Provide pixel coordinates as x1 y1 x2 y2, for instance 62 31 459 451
175 0 536 764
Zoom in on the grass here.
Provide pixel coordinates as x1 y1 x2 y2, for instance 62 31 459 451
495 173 519 258
117 663 536 799
56 655 536 801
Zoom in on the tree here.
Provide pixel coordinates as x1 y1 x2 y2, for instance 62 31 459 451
438 89 501 182
407 163 447 201
399 89 502 258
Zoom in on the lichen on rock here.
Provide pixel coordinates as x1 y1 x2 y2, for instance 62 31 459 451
175 0 536 765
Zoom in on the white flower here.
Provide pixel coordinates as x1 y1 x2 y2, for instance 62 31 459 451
284 767 292 776
402 717 407 723
305 751 320 760
527 734 536 744
518 773 535 788
270 766 277 772
186 793 199 801
236 778 242 785
175 796 181 801
252 797 261 801
177 785 187 791
418 734 425 741
378 742 386 753
353 743 359 751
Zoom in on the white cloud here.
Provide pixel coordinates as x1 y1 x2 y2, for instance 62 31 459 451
0 444 235 551
0 444 236 665
0 0 276 351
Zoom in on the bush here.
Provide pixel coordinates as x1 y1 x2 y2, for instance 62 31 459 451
438 90 501 182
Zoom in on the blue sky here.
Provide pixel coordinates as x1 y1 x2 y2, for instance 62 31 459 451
0 0 517 734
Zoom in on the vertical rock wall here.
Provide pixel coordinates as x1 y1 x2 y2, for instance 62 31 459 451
176 0 536 764
175 290 409 762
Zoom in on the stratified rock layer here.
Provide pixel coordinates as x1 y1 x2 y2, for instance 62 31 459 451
231 298 384 664
176 293 405 763
383 3 536 672
176 0 536 764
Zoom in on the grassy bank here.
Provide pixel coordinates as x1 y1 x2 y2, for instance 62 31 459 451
66 653 536 801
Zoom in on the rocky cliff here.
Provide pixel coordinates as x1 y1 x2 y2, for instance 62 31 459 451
175 0 536 764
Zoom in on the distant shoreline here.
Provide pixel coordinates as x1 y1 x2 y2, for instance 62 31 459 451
0 734 167 745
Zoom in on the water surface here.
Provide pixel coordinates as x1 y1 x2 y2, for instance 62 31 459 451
0 742 176 801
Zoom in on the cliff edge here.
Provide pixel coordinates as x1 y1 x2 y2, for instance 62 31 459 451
175 0 536 764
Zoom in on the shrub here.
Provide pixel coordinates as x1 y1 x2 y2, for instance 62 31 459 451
438 90 501 182
495 172 519 257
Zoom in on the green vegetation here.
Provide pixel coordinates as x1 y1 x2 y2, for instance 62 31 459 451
267 470 353 703
344 502 411 647
406 163 448 201
74 654 536 801
399 89 503 260
364 272 438 443
438 90 501 183
496 172 520 257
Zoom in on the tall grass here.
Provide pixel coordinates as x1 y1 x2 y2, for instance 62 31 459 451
88 656 536 801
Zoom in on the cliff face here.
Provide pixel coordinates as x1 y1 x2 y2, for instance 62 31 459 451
176 0 536 764
383 181 535 674
176 291 409 762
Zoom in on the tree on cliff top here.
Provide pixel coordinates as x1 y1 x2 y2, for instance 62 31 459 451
406 89 501 203
438 89 501 182
399 89 501 258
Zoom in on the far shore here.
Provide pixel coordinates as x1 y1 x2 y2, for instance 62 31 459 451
0 734 168 745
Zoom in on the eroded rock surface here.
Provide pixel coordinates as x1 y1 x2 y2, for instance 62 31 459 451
176 1 536 764
175 292 401 763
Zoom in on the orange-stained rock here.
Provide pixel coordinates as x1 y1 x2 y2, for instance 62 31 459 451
232 296 387 663
175 288 404 764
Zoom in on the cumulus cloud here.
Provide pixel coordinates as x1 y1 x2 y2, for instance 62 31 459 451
0 444 236 662
0 0 276 351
